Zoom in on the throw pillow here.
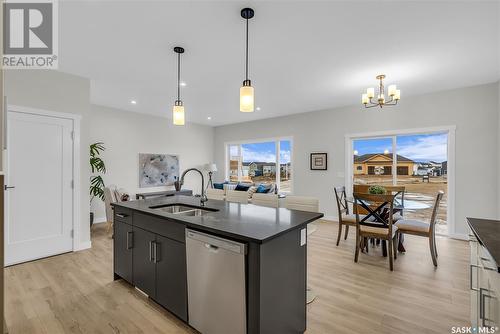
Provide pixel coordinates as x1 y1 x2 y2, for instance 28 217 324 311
256 184 272 193
235 183 251 191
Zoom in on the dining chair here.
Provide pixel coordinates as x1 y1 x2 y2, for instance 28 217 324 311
103 186 117 234
383 185 406 221
334 186 369 246
206 188 225 201
225 190 249 204
395 191 444 267
251 193 279 208
353 192 399 271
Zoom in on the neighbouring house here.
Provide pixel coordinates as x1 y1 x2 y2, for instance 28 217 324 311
414 161 444 176
353 153 415 176
243 161 276 177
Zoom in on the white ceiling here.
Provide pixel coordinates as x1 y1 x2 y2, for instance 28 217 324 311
59 1 500 126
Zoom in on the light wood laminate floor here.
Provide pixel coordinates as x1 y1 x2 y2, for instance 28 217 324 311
5 221 470 334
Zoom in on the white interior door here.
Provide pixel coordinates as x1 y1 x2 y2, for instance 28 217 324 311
5 110 74 266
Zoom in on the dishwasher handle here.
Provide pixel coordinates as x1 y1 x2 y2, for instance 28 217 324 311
205 243 219 253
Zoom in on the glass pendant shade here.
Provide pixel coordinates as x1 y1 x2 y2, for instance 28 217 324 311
173 101 185 125
240 83 254 112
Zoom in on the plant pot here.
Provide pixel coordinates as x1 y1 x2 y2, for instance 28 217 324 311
90 212 94 226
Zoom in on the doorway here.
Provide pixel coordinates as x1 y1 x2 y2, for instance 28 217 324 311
5 106 80 265
345 127 455 236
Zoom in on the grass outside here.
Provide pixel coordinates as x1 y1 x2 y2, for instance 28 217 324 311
354 175 448 234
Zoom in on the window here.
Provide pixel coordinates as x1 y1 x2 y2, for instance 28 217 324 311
226 138 292 193
351 131 449 234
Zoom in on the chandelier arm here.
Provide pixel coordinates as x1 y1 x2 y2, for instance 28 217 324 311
364 103 380 109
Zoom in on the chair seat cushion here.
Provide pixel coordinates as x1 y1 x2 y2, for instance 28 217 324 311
395 219 430 233
360 224 398 236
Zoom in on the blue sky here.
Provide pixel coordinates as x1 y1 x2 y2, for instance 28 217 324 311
241 140 291 163
353 133 448 162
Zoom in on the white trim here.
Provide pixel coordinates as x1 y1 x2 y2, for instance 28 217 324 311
448 233 468 241
8 104 82 121
224 136 294 194
322 215 338 222
93 217 107 224
7 104 83 252
345 125 456 236
75 241 92 251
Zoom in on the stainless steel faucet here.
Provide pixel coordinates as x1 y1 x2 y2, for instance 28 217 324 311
177 168 208 205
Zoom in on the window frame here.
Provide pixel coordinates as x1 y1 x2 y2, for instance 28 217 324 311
224 136 294 194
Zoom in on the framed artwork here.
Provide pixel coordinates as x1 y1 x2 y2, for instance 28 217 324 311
139 153 179 188
310 153 327 170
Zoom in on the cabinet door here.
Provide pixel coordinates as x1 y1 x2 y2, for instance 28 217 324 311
114 220 133 283
133 227 157 298
155 235 188 321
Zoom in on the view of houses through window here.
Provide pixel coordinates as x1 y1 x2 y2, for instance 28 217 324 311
227 138 292 193
352 132 449 234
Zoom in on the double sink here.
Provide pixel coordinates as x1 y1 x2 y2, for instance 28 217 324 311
149 203 219 217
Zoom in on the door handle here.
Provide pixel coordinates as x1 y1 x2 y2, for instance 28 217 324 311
153 242 160 263
4 185 15 190
126 231 133 250
149 241 154 262
116 213 129 218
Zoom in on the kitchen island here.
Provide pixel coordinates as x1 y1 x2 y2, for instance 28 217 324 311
112 195 323 334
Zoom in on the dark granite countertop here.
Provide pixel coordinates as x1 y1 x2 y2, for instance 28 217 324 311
112 195 324 243
467 217 500 273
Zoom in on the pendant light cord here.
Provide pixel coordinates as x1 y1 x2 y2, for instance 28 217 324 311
245 17 249 81
177 52 181 101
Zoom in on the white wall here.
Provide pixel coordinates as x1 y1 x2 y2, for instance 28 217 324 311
89 104 214 222
214 83 500 237
4 70 91 248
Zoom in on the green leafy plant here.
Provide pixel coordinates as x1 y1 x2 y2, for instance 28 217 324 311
368 185 386 195
90 142 106 201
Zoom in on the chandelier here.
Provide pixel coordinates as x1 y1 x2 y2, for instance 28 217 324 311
362 74 400 108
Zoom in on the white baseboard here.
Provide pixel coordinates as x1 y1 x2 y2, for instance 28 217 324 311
75 240 92 251
321 215 338 222
447 233 468 241
92 217 107 224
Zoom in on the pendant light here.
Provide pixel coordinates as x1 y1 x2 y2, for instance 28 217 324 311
240 8 255 112
173 46 185 125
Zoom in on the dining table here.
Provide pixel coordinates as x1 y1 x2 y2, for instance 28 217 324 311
346 193 432 255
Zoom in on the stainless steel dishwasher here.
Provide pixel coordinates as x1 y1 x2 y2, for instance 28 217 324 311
186 229 246 334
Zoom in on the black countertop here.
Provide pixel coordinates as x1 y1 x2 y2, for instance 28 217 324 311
467 217 500 273
112 195 324 243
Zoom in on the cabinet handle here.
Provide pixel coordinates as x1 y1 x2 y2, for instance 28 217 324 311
480 288 494 327
149 241 154 262
126 231 133 250
154 242 160 263
116 213 129 218
470 264 479 291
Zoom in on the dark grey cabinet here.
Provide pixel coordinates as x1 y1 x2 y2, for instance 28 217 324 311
114 214 188 322
132 227 156 297
113 220 133 283
155 235 188 321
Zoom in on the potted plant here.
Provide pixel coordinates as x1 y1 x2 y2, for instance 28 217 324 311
90 142 106 226
368 185 386 195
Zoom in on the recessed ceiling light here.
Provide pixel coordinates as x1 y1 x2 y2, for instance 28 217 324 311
207 116 212 120
256 107 261 111
130 100 137 104
180 81 187 87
